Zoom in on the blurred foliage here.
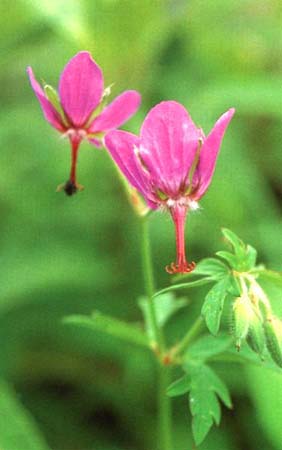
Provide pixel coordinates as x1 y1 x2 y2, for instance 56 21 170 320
0 0 282 449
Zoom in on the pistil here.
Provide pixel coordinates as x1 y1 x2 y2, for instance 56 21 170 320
166 203 196 274
64 135 82 196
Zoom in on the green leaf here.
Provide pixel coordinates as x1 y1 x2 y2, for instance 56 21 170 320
139 293 188 341
0 379 51 450
167 374 190 397
153 277 214 298
183 364 232 445
204 366 232 409
227 275 241 296
185 334 233 362
211 346 282 373
173 258 229 282
220 229 257 271
201 277 231 335
259 270 282 287
190 388 221 425
64 311 149 348
216 251 238 269
222 228 244 256
244 244 258 270
191 413 213 446
192 258 229 278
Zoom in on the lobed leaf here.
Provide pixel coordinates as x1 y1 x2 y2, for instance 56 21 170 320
166 374 190 397
192 413 214 446
153 278 214 298
182 363 232 445
173 258 229 282
201 276 231 335
185 334 233 362
64 312 149 348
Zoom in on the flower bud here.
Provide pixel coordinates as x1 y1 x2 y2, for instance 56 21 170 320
247 310 265 356
264 316 282 368
233 296 252 350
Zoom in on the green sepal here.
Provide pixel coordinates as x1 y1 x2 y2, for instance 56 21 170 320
44 84 69 127
84 84 113 128
156 189 168 201
247 310 265 356
232 296 251 349
264 316 282 368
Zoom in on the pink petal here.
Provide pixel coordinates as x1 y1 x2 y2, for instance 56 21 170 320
139 101 201 196
195 108 235 199
27 67 65 131
88 137 103 148
89 90 141 133
59 51 103 128
105 130 157 208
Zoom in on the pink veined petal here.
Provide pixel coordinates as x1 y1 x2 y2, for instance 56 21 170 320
195 108 235 199
59 51 104 128
27 67 65 132
139 101 201 197
105 130 157 208
88 137 103 148
89 90 141 133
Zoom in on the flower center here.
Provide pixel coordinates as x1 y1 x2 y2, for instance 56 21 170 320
65 128 87 140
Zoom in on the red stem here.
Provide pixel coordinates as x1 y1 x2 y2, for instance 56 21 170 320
69 136 81 185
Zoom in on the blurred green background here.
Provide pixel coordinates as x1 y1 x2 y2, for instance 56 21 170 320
1 0 282 449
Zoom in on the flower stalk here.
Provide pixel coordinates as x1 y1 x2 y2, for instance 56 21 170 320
140 217 172 450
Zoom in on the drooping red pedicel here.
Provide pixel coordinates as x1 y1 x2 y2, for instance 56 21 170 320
165 203 196 274
64 135 81 196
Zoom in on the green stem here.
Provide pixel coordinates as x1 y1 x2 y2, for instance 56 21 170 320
170 316 204 360
158 365 173 450
141 217 164 353
140 217 172 450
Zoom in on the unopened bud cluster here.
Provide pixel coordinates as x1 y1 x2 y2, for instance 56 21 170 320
232 280 282 367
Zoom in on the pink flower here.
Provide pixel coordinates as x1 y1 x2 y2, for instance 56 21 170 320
105 101 235 274
27 51 141 195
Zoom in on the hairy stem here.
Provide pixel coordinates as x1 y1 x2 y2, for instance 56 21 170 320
140 217 172 450
141 218 164 353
